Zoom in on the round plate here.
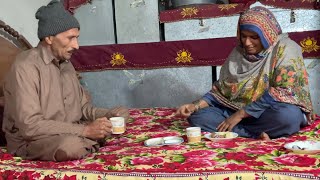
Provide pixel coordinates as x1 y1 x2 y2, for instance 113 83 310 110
284 141 320 154
112 131 125 135
204 132 238 141
144 136 184 147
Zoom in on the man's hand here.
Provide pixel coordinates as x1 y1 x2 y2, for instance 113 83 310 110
106 106 130 122
82 117 112 140
217 109 249 132
176 104 196 118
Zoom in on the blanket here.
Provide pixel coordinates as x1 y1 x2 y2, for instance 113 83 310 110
0 108 319 179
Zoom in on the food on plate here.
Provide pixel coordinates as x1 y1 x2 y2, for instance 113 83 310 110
211 132 233 138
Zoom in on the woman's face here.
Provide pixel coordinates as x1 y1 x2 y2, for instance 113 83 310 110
240 30 264 55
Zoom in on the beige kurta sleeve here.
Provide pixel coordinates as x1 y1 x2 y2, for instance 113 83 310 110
6 63 85 140
79 84 111 121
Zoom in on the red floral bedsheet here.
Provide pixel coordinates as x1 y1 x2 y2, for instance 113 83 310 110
0 108 320 180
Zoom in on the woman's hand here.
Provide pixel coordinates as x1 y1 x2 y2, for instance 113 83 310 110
176 104 196 118
217 109 249 132
306 112 316 125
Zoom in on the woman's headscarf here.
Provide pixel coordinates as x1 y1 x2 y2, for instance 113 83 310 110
237 6 282 62
238 6 282 49
210 6 313 113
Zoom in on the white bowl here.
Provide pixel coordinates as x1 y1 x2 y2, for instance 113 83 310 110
204 132 238 141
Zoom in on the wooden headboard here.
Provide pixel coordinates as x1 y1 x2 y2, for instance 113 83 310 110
0 20 32 102
0 20 32 145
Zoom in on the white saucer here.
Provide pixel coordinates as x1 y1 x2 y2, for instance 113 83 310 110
144 136 184 147
284 141 320 154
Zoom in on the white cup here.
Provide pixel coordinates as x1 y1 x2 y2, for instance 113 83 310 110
110 117 125 134
186 127 201 143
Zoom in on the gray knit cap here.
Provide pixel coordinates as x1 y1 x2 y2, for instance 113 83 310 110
36 0 80 40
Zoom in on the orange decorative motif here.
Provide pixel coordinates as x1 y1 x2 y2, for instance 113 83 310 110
300 37 320 53
176 49 193 63
110 52 127 66
218 4 238 11
180 7 199 18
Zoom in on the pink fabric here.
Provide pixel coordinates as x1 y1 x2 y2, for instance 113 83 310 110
70 37 237 71
159 3 252 23
70 30 320 71
160 1 318 23
260 0 320 10
63 0 91 14
230 0 319 9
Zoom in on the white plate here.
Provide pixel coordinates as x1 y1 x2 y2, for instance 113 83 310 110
144 136 184 147
204 132 238 141
284 141 320 154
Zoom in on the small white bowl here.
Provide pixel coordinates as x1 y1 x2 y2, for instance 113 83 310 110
204 132 238 141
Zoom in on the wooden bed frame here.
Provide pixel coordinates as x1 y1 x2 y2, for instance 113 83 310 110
0 20 33 145
0 20 32 98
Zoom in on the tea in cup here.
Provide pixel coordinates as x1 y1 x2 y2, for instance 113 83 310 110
186 127 201 143
110 117 125 134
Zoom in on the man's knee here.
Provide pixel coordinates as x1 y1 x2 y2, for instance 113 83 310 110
54 136 90 161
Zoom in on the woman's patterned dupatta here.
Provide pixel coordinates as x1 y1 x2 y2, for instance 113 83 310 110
211 34 313 113
210 6 312 113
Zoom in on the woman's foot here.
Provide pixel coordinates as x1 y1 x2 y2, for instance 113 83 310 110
259 132 271 141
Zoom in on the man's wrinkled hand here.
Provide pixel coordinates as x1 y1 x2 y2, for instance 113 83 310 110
82 117 112 140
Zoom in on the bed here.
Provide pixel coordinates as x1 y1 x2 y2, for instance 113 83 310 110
1 20 320 180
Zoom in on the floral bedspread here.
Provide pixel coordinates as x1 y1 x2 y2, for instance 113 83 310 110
1 108 320 180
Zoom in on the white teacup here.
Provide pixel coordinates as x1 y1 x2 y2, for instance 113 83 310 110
186 127 201 143
110 117 125 134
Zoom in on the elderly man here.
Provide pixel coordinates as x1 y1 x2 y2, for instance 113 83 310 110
2 0 129 161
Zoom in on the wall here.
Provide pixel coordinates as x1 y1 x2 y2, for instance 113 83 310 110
74 0 115 45
0 0 51 46
115 0 160 44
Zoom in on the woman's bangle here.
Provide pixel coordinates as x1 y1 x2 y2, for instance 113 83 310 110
192 100 201 112
194 103 200 112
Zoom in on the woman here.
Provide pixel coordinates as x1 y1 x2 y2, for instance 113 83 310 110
176 6 314 140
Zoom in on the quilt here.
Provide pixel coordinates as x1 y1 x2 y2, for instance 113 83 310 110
0 108 320 180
